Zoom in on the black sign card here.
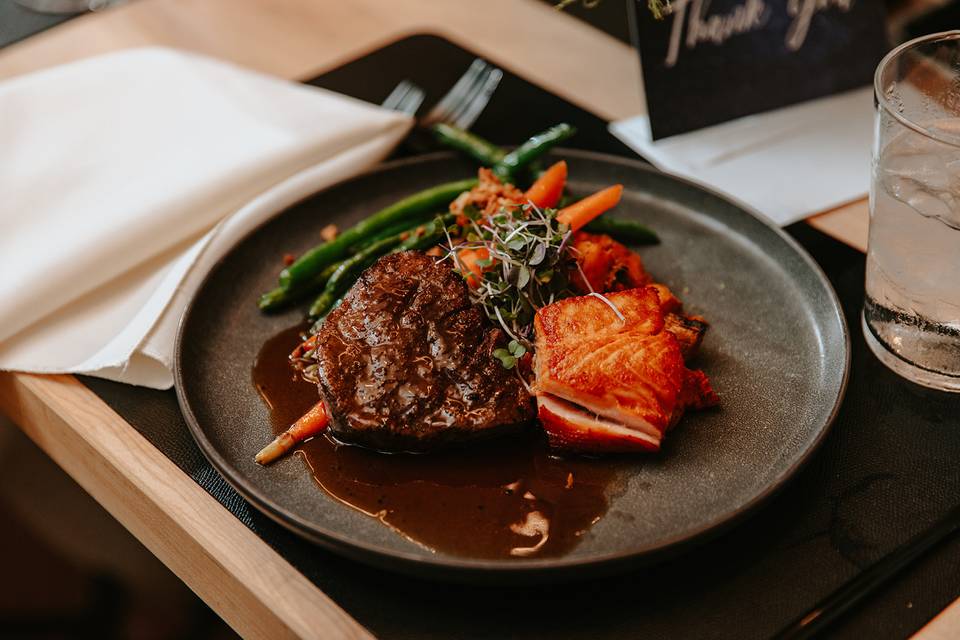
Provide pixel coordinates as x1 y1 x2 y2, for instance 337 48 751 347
629 0 889 140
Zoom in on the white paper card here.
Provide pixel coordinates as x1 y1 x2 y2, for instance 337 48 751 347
609 87 874 227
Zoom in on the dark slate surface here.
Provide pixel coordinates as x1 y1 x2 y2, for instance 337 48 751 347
0 1 76 49
80 35 960 639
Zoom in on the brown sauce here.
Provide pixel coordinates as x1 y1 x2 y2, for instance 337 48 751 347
252 324 622 559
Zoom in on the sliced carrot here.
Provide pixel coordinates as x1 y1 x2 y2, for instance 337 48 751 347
524 161 567 208
456 247 490 288
255 401 329 465
555 184 623 232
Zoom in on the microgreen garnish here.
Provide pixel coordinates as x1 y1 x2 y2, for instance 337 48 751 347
443 202 582 360
493 340 528 370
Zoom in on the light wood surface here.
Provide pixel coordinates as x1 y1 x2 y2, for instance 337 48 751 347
914 597 960 640
808 199 870 253
0 0 645 121
0 0 944 638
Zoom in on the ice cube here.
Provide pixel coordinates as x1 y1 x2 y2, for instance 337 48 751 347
881 149 960 230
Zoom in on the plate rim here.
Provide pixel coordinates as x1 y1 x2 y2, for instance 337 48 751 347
174 148 851 577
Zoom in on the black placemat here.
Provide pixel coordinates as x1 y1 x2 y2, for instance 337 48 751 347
80 35 960 639
0 2 76 49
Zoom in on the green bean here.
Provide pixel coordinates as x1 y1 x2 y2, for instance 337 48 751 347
258 287 291 311
257 262 342 312
583 215 660 245
391 214 455 252
307 235 404 321
493 123 576 180
432 124 506 166
278 178 477 292
261 210 443 311
352 211 444 251
432 124 532 186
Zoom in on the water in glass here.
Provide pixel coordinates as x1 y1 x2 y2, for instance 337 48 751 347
865 119 960 384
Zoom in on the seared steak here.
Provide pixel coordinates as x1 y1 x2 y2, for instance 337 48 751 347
312 251 534 452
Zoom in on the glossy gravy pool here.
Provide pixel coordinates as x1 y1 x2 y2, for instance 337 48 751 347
252 324 623 559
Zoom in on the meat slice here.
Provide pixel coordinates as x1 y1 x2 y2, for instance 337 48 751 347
533 287 718 453
312 251 534 452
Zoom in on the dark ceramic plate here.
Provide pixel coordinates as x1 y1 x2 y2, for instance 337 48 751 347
175 150 849 581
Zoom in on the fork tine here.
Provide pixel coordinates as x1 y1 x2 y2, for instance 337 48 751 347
422 59 489 126
450 68 502 130
381 80 415 111
442 66 493 127
394 84 425 116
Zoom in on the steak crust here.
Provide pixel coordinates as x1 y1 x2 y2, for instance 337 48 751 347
313 251 534 452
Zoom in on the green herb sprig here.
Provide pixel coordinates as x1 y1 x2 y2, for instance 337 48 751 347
493 340 528 370
444 203 589 368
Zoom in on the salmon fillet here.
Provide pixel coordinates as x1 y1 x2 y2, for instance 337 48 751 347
570 234 707 360
533 287 718 453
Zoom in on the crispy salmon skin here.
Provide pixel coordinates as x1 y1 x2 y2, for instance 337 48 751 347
533 287 718 453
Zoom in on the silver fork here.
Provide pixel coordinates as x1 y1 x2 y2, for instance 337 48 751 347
420 58 503 130
381 58 503 130
380 79 425 116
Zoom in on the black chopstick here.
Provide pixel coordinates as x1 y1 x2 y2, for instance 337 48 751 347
772 503 960 640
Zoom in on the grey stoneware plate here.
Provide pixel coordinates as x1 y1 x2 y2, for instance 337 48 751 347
175 149 849 582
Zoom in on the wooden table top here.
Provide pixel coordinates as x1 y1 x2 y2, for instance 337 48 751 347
0 1 953 638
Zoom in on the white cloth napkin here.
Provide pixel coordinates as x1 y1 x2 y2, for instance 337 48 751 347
609 87 874 227
0 48 412 389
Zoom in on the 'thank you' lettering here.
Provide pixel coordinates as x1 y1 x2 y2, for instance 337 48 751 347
664 0 855 68
631 0 886 138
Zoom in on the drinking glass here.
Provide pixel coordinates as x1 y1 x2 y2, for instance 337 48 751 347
864 31 960 392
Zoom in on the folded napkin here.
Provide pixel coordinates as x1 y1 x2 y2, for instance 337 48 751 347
0 48 412 389
609 87 874 227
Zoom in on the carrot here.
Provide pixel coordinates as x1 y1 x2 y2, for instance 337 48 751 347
255 401 329 465
556 184 623 232
524 161 567 208
456 247 490 288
